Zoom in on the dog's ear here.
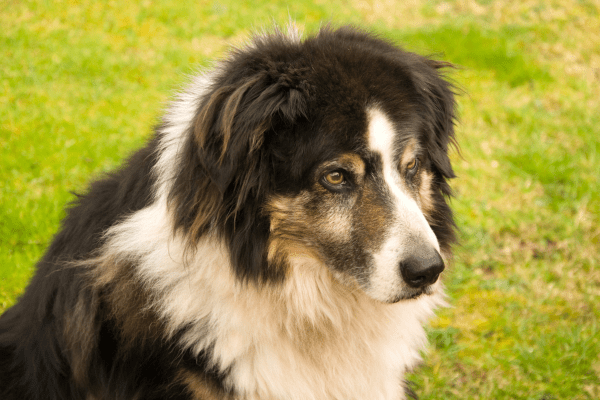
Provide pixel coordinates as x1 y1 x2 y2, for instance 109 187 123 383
414 59 458 253
418 59 458 182
194 62 311 205
170 62 312 284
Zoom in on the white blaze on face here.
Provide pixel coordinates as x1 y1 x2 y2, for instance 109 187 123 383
365 108 440 302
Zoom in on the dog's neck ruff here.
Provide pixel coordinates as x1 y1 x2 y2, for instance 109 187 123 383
98 198 444 400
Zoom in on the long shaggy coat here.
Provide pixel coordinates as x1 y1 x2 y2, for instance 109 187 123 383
0 25 457 400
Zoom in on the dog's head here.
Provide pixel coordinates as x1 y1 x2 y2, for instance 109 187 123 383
169 26 457 303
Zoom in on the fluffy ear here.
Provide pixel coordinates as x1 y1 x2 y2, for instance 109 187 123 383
194 61 311 205
415 59 458 253
419 59 458 183
168 61 311 283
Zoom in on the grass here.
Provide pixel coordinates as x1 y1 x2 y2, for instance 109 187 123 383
1 0 599 398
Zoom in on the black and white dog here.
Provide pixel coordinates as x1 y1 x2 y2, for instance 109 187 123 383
0 25 457 400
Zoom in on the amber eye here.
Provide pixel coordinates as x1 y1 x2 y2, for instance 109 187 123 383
406 158 419 172
325 171 345 185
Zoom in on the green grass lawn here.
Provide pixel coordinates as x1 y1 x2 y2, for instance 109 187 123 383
1 1 599 398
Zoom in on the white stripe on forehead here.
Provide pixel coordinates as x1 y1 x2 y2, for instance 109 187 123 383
367 108 397 159
366 108 413 205
366 107 439 249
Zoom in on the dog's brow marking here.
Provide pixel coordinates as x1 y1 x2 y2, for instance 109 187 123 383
366 108 411 204
367 109 395 161
366 107 440 248
400 138 418 169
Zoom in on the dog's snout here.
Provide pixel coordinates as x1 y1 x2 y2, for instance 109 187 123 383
400 248 445 288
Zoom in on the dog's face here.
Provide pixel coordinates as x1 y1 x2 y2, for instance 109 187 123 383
170 27 457 304
266 106 446 303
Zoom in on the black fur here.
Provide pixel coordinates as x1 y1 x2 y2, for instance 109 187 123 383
0 25 457 399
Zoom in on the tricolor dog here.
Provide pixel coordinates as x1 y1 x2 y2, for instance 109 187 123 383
0 25 458 400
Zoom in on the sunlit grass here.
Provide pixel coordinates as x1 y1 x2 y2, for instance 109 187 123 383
1 1 599 398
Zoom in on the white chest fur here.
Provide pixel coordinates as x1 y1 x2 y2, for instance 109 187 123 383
102 204 443 400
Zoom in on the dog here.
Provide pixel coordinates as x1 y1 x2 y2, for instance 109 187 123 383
0 25 457 400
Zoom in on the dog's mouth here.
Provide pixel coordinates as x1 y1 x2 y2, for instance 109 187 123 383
387 284 435 303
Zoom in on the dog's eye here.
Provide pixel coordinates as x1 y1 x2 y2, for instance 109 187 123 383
406 158 419 175
325 171 345 185
321 170 353 193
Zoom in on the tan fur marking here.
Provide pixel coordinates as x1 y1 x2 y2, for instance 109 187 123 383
266 192 328 280
336 153 366 177
266 191 312 233
418 170 435 216
267 190 353 242
354 178 392 252
399 138 419 172
80 253 167 348
177 369 232 400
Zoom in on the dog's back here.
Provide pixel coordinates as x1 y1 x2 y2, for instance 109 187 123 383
0 141 169 399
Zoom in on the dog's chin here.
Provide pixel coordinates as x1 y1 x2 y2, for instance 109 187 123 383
385 285 435 304
334 271 438 304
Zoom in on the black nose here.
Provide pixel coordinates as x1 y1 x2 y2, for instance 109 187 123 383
400 248 445 288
